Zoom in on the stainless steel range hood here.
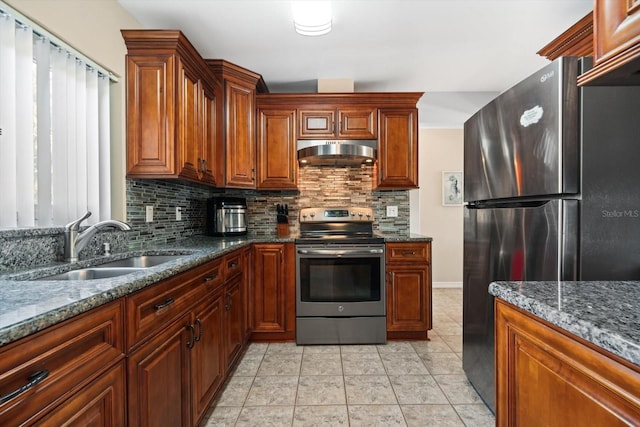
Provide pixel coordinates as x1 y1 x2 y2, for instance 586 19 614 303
297 139 377 166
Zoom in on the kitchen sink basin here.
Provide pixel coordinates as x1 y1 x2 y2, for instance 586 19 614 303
36 267 145 281
96 255 185 268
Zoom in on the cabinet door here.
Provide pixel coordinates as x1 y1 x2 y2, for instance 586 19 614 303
338 108 377 139
377 108 418 189
579 2 640 85
191 290 225 425
252 244 287 334
36 361 126 426
225 81 256 188
257 108 297 189
298 109 336 138
495 300 640 426
125 54 176 177
200 81 222 186
127 313 191 427
225 275 245 370
178 62 202 182
386 264 431 332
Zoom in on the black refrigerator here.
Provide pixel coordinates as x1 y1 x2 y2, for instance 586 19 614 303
462 56 640 413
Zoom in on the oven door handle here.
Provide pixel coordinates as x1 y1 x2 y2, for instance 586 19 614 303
297 249 384 256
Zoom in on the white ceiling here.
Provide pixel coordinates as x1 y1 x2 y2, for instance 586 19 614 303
117 0 593 128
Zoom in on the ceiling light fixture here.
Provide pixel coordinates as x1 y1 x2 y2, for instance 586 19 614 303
292 1 332 36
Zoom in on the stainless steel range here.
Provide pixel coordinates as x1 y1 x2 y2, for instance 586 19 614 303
296 206 386 345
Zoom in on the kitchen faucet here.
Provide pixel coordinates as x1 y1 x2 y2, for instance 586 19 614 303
64 212 131 262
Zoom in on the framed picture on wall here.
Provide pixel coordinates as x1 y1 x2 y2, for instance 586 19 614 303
442 171 463 206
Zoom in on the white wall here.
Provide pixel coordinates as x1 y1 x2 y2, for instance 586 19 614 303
6 0 141 221
410 128 464 287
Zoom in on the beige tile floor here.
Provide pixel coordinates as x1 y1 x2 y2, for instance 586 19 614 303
201 288 495 426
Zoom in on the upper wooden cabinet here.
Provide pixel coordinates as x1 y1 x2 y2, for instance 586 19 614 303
122 30 223 185
298 107 377 139
256 93 423 190
256 107 297 189
376 108 419 189
538 12 594 61
579 1 640 85
207 60 267 189
540 5 640 85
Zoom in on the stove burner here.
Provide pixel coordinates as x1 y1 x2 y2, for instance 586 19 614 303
297 206 383 244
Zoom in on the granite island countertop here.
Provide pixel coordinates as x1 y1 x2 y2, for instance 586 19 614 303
490 280 640 367
0 232 431 347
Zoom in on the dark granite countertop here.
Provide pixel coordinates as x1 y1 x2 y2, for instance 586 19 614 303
0 232 429 347
489 281 640 367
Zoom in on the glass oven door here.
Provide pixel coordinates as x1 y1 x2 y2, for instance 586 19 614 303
296 245 385 317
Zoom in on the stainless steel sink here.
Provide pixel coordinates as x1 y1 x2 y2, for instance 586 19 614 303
32 254 186 281
96 255 185 268
36 267 145 281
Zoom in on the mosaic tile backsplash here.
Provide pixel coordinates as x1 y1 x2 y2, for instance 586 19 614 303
1 165 410 270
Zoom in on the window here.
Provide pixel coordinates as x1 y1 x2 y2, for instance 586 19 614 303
0 2 114 228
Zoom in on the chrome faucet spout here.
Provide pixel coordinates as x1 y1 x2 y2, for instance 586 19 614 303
64 212 131 262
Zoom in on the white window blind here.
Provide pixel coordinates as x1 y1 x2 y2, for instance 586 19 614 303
0 2 113 228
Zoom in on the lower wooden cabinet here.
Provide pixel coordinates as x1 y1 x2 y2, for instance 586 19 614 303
385 241 432 339
127 312 192 427
495 299 640 426
191 289 225 424
0 300 124 426
127 252 248 427
224 274 245 370
251 243 296 341
36 360 126 426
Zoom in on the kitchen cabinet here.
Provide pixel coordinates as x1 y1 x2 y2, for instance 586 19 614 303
223 250 246 370
122 30 223 186
376 108 419 189
537 12 593 61
495 299 640 426
298 106 377 139
251 243 296 341
0 300 125 426
207 60 267 189
256 107 298 189
385 241 432 339
190 287 225 424
578 1 640 85
126 253 247 427
256 92 423 189
127 311 192 426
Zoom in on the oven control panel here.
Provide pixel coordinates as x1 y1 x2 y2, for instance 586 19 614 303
299 206 374 222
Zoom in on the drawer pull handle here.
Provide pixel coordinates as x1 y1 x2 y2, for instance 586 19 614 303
228 261 238 269
0 369 49 404
153 297 175 310
194 318 202 342
205 273 218 281
401 250 416 256
187 324 196 349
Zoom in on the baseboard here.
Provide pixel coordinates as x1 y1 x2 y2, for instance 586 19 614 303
433 281 462 289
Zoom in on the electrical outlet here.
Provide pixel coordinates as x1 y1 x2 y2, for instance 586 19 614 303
386 205 398 217
176 206 182 221
145 206 154 222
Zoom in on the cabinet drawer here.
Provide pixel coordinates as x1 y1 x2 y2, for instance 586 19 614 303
126 259 220 350
203 256 225 292
225 249 244 281
0 300 124 426
386 242 430 264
